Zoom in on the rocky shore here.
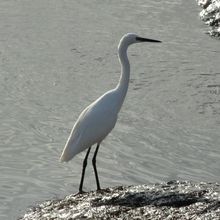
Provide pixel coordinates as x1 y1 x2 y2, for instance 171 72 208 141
197 0 220 38
19 181 220 219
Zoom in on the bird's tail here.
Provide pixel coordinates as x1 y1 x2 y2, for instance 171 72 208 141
60 147 74 162
60 133 86 162
60 141 81 162
60 136 78 162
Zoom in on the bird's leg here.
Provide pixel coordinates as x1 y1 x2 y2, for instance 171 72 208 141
92 144 101 191
79 147 91 193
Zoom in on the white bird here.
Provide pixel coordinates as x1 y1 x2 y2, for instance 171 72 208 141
60 33 161 193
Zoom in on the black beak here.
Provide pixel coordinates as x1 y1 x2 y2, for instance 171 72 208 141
136 37 161 43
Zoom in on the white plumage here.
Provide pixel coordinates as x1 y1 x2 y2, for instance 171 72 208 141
60 33 161 192
60 90 119 162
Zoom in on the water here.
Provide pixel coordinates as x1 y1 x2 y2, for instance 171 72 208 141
0 0 219 219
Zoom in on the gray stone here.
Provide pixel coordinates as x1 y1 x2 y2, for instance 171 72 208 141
19 181 220 219
197 0 220 38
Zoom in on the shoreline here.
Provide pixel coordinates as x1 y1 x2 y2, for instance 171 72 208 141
19 180 220 219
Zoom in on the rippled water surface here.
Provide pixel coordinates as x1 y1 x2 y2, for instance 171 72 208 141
0 0 220 219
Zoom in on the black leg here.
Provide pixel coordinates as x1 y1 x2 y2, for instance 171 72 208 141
79 147 91 193
92 144 101 191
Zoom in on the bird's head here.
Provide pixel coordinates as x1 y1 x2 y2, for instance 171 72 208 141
118 33 161 50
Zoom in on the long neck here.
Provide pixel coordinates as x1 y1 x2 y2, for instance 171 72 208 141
115 43 130 110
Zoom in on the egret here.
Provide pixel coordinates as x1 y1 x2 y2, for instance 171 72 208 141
60 33 161 193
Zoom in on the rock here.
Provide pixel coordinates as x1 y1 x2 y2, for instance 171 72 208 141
18 181 220 219
197 0 220 38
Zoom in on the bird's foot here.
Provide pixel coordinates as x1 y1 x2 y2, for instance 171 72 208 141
75 190 86 196
96 187 109 194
